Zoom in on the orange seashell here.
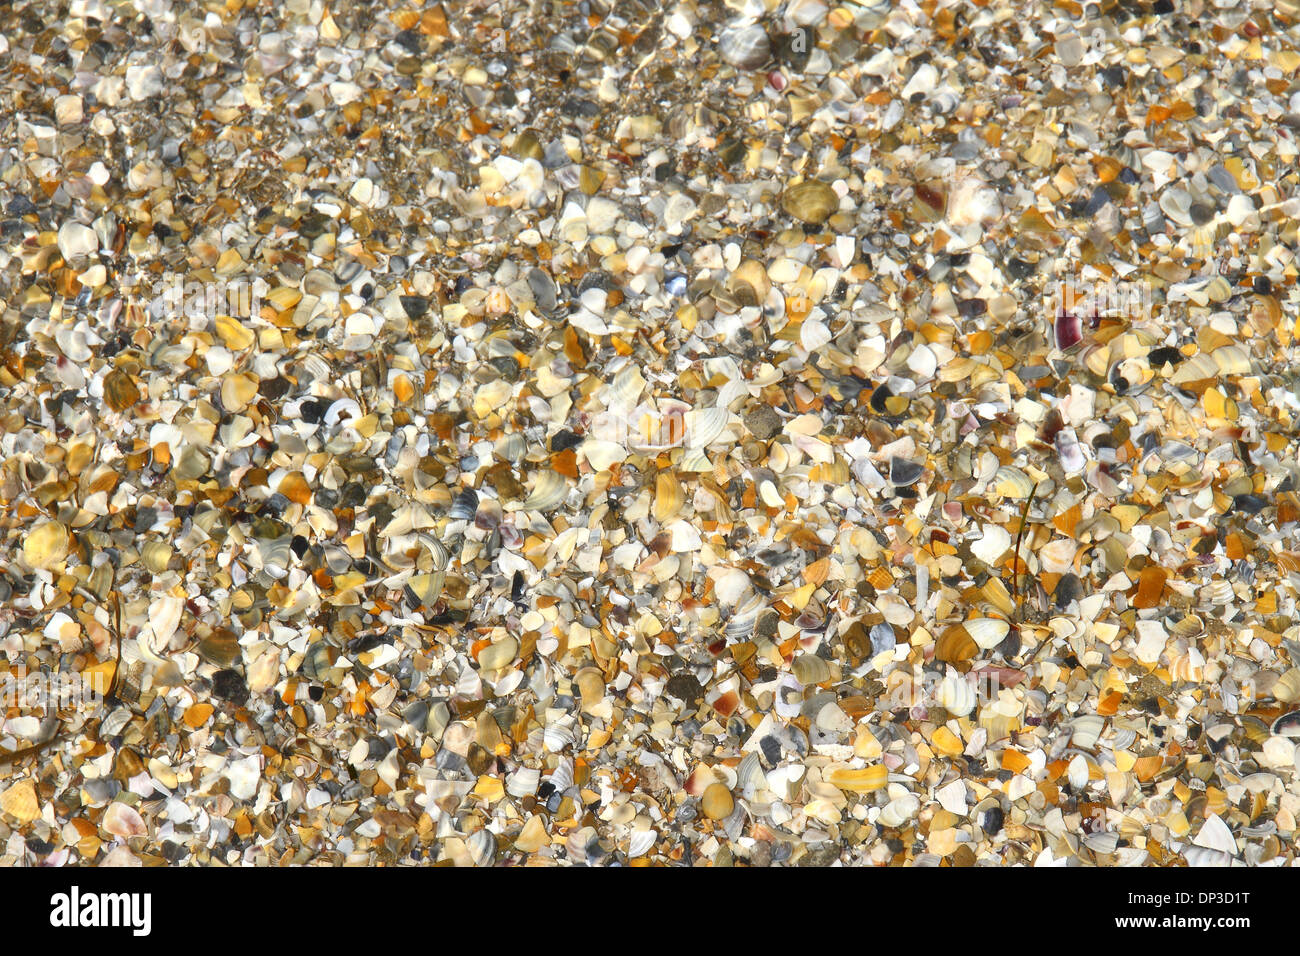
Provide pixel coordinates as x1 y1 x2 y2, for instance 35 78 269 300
826 765 887 793
1133 565 1168 608
551 448 578 478
931 727 964 756
1053 502 1082 537
866 566 894 590
804 557 829 587
1001 749 1030 773
1097 690 1123 717
935 624 977 664
1133 755 1163 782
278 471 312 506
183 703 214 728
968 329 993 355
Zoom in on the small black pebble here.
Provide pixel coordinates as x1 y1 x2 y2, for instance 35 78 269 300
211 669 249 704
550 429 584 452
1232 493 1267 515
400 295 430 318
1147 346 1183 367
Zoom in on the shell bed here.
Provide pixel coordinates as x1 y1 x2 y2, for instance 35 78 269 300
0 0 1298 867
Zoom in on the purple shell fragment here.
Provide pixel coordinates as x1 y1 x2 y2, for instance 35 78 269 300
1054 310 1083 350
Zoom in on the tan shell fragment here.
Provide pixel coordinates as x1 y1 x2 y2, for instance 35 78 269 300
478 635 519 671
702 782 734 819
781 180 839 224
1275 668 1300 704
103 369 141 412
24 521 69 569
103 801 148 838
574 667 605 712
0 780 39 823
654 471 685 523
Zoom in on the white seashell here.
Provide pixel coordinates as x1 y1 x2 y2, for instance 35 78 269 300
785 0 828 27
56 327 93 363
879 794 920 827
467 829 496 866
874 593 912 627
1038 538 1077 575
970 525 1011 565
667 519 702 552
625 399 690 452
548 756 575 792
58 221 97 259
1055 426 1086 473
565 826 600 863
608 364 646 410
937 674 976 716
736 751 765 797
935 780 967 816
678 448 712 472
1274 668 1300 704
1183 846 1232 867
1191 813 1237 857
710 566 752 606
947 175 1001 227
773 673 804 719
543 724 576 754
1262 736 1294 768
506 767 540 797
906 344 937 379
966 618 1009 650
627 829 656 858
726 594 764 643
1067 753 1089 789
1159 187 1194 227
582 439 628 472
1198 579 1234 607
149 594 185 649
719 20 771 69
1069 715 1105 749
520 470 568 511
763 287 786 321
324 397 361 427
685 406 730 450
1082 831 1119 855
103 802 148 838
800 318 831 352
493 670 525 696
224 754 261 800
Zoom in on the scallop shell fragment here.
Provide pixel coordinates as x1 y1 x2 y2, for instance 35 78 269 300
781 180 839 225
23 521 69 569
1274 668 1300 704
719 21 771 70
965 618 1010 650
520 470 568 511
